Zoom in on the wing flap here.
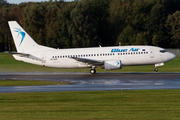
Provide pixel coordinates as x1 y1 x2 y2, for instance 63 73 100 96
71 57 104 66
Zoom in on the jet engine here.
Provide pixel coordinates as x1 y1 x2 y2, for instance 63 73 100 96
104 60 122 70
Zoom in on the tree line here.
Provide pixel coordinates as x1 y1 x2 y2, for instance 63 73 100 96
0 0 180 51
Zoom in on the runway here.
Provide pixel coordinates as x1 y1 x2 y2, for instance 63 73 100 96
0 73 180 93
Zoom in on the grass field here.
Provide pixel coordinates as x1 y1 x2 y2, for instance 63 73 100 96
0 52 180 73
0 80 70 86
0 90 180 120
1 53 180 120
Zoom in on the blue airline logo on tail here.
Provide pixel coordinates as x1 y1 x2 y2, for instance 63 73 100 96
14 28 26 46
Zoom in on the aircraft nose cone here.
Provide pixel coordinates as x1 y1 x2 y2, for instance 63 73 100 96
169 53 176 60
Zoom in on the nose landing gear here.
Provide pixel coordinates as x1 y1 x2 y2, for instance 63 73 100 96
154 68 158 72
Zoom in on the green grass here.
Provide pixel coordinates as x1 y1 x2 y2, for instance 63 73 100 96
0 90 180 120
0 80 70 86
1 52 180 73
1 53 180 120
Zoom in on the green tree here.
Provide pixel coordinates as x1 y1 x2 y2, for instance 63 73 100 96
68 3 97 47
132 0 154 32
58 2 77 48
0 0 7 6
109 0 133 44
166 11 180 48
0 6 13 51
23 3 46 45
145 3 169 47
81 0 110 46
152 35 159 46
117 25 136 45
135 32 147 45
45 2 61 48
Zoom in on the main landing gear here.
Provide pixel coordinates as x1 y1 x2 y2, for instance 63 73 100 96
90 66 96 74
90 69 96 74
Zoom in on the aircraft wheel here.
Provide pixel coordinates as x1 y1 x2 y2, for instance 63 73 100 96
154 68 158 72
90 69 96 74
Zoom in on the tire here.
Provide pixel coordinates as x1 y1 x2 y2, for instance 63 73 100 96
90 69 96 74
154 68 158 72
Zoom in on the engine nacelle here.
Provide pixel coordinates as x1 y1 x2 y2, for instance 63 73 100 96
104 60 122 70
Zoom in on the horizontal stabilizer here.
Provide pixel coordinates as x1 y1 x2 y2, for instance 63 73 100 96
5 51 30 57
5 51 43 62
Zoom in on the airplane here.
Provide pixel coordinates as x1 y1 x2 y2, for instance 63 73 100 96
8 21 176 74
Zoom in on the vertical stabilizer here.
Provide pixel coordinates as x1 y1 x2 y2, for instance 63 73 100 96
8 21 40 53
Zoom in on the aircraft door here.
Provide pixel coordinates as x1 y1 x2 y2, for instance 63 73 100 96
150 48 154 58
41 54 46 63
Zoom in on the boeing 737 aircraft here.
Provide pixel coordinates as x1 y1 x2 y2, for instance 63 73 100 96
8 21 176 74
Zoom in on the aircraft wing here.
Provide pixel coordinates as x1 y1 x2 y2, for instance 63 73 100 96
71 57 104 66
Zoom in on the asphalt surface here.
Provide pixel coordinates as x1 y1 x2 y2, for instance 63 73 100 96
0 73 180 93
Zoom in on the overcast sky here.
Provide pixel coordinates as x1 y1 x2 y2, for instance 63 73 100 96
7 0 72 4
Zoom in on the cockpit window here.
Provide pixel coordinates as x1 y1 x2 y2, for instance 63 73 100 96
160 50 167 53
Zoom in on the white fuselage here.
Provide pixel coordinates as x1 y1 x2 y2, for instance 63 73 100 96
13 45 176 69
8 21 176 73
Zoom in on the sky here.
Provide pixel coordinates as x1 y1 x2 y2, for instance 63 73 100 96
7 0 72 4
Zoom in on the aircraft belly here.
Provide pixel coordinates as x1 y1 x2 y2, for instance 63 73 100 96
121 56 157 66
47 59 91 68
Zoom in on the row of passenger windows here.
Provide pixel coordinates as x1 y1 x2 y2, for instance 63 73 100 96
52 53 115 59
52 52 149 59
118 51 148 55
